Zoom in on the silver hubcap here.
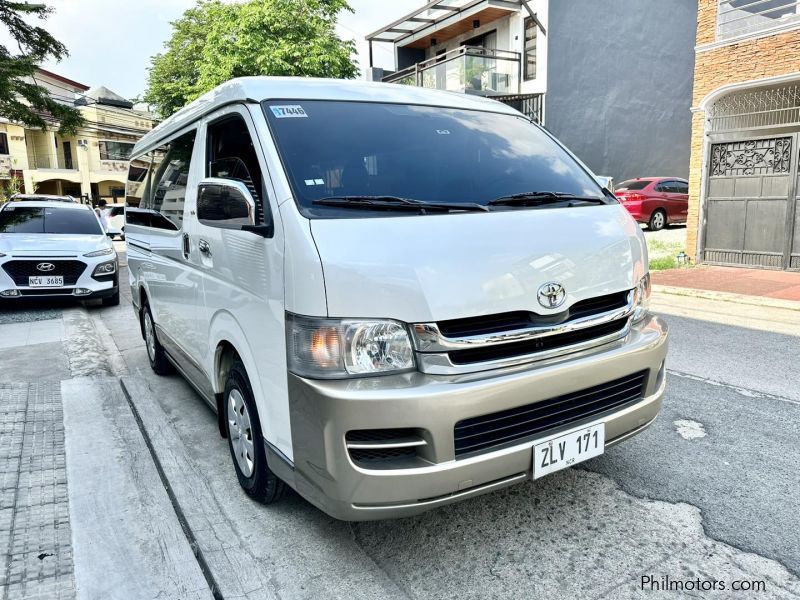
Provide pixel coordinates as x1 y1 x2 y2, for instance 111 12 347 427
144 311 156 362
653 212 665 228
228 389 255 478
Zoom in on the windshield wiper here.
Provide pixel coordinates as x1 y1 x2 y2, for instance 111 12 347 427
312 195 488 213
487 191 608 207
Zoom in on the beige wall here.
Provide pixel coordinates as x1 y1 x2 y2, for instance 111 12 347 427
687 0 800 258
0 123 30 171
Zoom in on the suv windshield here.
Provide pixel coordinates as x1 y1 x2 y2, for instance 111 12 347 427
0 206 103 234
263 101 609 217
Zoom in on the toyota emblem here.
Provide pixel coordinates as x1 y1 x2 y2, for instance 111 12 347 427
36 263 56 272
537 282 566 309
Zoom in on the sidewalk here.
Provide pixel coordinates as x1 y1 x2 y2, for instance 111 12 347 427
652 265 800 304
0 304 212 600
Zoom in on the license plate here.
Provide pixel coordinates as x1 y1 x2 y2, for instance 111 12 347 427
533 422 605 479
28 276 64 287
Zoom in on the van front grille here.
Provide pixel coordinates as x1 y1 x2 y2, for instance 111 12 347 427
448 319 627 365
436 290 630 338
453 370 648 457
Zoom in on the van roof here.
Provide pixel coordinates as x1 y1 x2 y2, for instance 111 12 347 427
134 77 522 156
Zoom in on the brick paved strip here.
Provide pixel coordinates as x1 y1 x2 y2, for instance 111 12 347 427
61 377 213 600
1 382 75 600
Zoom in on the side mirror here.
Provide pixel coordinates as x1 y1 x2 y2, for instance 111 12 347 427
197 177 273 237
106 232 116 238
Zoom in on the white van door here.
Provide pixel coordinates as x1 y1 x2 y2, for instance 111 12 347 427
192 105 291 458
128 129 209 393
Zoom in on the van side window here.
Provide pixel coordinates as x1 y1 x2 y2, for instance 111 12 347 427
206 116 265 223
125 159 149 208
126 130 196 230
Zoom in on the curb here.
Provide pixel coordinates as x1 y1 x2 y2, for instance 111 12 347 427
653 284 800 312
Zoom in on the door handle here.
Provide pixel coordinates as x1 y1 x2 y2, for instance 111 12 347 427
198 239 212 257
182 233 190 259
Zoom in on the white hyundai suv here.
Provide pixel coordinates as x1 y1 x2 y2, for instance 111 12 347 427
0 200 119 305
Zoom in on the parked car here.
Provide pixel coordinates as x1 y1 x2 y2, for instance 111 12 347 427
126 78 667 521
614 177 689 231
0 199 119 305
105 203 126 240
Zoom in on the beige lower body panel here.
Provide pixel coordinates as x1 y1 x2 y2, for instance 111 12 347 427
281 315 668 521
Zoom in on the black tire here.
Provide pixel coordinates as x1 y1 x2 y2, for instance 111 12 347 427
102 288 120 307
224 360 285 504
648 209 667 231
141 302 173 375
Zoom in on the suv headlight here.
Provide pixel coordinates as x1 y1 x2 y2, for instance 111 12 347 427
632 273 651 322
84 247 114 257
92 260 117 276
286 314 415 378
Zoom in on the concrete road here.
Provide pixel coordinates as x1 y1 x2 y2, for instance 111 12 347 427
3 266 799 599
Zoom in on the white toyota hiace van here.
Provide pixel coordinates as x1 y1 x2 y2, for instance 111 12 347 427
126 78 668 520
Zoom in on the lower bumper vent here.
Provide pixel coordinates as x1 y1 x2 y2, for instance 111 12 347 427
454 370 648 457
346 428 426 468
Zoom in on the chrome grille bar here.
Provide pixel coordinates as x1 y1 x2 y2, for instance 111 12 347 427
410 290 635 352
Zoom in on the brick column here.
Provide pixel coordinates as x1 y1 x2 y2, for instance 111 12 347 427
686 111 707 260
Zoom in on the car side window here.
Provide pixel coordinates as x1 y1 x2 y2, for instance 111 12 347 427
675 181 689 194
654 181 668 193
126 130 196 230
206 115 267 224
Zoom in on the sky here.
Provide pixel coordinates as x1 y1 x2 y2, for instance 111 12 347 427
0 0 421 99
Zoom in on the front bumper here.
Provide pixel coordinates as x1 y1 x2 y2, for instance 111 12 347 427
0 262 117 300
283 314 668 520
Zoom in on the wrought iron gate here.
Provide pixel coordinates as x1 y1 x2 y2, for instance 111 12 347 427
703 134 800 270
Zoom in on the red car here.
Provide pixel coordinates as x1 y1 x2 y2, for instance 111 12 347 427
614 177 689 231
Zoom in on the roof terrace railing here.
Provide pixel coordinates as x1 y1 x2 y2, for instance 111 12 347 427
383 45 521 96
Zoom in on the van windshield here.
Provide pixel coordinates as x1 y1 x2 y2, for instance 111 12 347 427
263 101 609 217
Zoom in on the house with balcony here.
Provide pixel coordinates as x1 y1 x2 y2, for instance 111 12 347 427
366 0 698 183
0 69 155 204
686 0 800 271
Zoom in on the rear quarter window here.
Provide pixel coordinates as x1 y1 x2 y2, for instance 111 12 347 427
616 180 651 191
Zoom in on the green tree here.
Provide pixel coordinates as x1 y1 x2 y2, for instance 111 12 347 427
145 0 358 117
0 1 83 134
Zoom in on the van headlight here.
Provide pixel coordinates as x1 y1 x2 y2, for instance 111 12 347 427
632 273 651 322
286 314 415 378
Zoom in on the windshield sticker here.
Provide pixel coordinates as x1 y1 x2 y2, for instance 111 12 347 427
270 105 308 119
304 179 325 186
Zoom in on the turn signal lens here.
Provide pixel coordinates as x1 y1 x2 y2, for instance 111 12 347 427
632 273 651 322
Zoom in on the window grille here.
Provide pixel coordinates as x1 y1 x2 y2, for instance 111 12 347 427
708 83 800 132
717 0 800 41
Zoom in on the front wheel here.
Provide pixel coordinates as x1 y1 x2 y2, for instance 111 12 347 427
224 360 285 504
648 209 666 231
141 303 173 375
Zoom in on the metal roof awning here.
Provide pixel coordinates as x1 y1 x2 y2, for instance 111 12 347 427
366 0 539 47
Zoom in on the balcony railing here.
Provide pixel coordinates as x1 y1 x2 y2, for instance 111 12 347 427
383 45 521 96
717 0 800 41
